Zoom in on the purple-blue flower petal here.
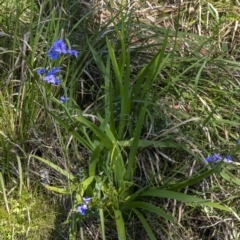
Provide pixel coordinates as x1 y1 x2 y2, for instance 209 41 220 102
36 68 46 75
212 153 221 162
54 79 60 85
204 153 232 164
204 155 213 163
77 205 87 216
48 48 59 60
60 96 66 103
204 153 221 163
83 197 91 204
223 154 233 163
47 67 61 76
77 196 91 216
52 39 67 54
67 49 78 58
43 74 60 85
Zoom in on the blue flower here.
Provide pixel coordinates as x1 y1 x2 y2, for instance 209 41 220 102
47 39 78 60
83 197 91 204
237 139 240 145
204 155 213 163
212 153 221 162
54 79 60 85
204 153 233 164
43 74 60 85
223 154 233 163
47 67 61 76
77 197 91 216
77 204 88 216
37 67 61 85
47 39 67 60
48 47 60 60
52 39 67 54
36 68 46 75
204 153 221 163
60 96 66 103
67 49 78 58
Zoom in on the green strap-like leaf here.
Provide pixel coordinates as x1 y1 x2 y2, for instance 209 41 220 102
114 209 126 240
79 176 95 196
125 103 147 181
30 155 75 181
75 115 113 149
89 145 101 177
118 139 179 148
140 189 231 212
132 208 157 240
45 185 71 194
122 201 175 223
166 163 221 191
99 208 106 240
220 167 240 186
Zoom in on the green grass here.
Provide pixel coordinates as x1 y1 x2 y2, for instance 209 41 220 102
1 0 240 239
0 186 57 239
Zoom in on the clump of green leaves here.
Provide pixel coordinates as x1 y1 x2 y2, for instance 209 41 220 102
2 0 240 239
30 10 240 240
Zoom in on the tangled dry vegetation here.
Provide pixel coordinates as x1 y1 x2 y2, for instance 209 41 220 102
1 0 240 239
74 1 240 239
58 1 240 239
82 0 240 58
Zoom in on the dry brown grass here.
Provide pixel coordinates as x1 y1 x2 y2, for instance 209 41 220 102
80 0 240 60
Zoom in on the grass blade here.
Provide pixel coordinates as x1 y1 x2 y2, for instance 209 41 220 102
166 163 222 191
125 103 147 181
17 155 23 196
122 201 175 223
114 209 126 240
132 208 157 240
140 189 232 212
99 208 106 240
0 172 9 214
30 155 75 181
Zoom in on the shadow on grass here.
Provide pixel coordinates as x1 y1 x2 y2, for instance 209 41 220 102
47 195 71 240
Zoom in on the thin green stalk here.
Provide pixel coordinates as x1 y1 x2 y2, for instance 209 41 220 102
17 155 23 196
99 208 106 240
114 210 126 240
0 172 10 214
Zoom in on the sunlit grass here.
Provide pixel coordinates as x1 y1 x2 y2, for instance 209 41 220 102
0 181 65 239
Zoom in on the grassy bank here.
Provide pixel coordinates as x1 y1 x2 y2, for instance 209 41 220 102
1 0 240 239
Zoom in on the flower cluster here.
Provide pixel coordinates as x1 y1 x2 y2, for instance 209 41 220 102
204 153 232 163
77 197 91 216
36 39 78 102
36 67 61 85
47 39 78 60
